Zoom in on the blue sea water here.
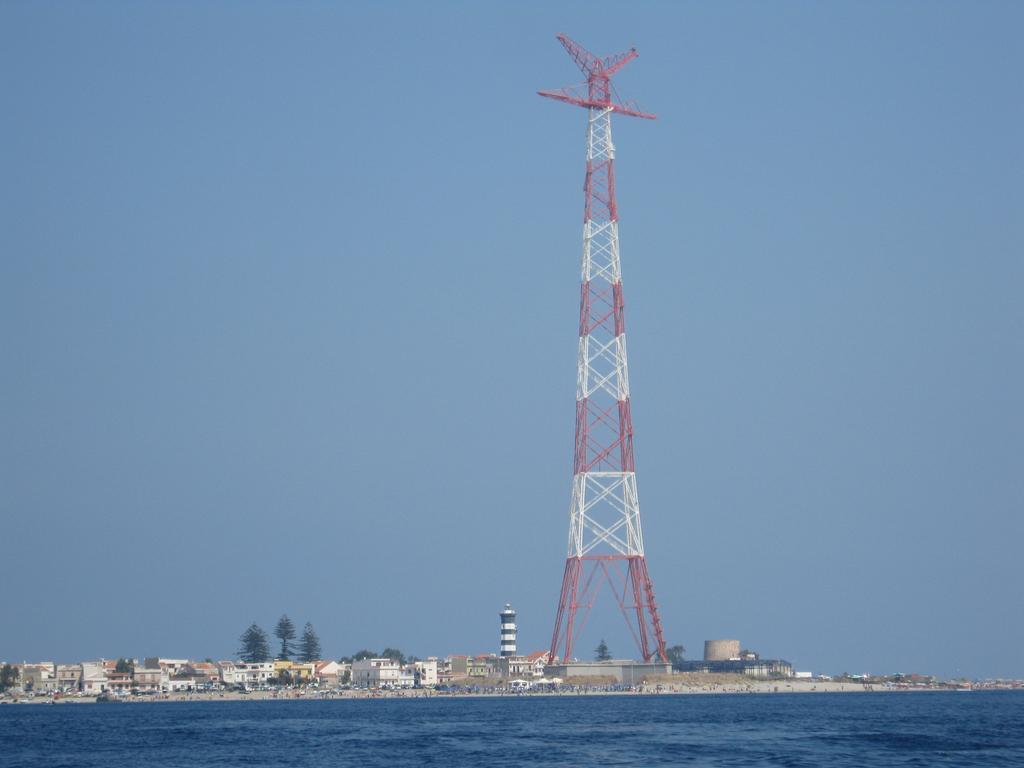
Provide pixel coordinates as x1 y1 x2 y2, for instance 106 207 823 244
2 691 1023 767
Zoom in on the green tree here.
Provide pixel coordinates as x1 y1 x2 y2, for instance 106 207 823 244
298 622 322 662
352 650 377 661
238 622 271 663
0 663 18 692
114 658 133 674
274 614 297 660
595 639 612 661
665 644 686 670
381 647 406 665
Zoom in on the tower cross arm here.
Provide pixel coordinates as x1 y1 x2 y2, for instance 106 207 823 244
537 87 656 120
599 47 639 78
541 34 655 119
556 33 638 78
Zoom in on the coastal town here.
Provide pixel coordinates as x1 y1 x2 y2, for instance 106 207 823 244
4 610 1023 702
5 607 1022 704
3 653 1021 703
0 610 559 699
1 651 557 698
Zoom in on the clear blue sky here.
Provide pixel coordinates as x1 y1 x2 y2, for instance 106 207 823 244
2 1 1021 679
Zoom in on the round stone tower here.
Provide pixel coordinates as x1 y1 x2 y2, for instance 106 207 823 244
704 639 741 661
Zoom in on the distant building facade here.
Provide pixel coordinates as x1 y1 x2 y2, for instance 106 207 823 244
350 659 401 688
20 663 57 694
443 655 469 681
56 664 83 692
314 661 347 686
273 660 316 682
232 662 275 688
677 658 794 678
468 655 500 678
133 666 165 693
408 659 438 687
688 639 793 678
80 662 108 694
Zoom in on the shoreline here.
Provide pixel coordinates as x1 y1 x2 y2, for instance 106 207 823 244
2 680 980 704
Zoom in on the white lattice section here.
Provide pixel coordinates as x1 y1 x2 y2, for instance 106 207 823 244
567 471 644 557
588 106 616 165
581 108 619 286
576 334 631 401
566 106 647 558
582 220 620 283
578 105 630 404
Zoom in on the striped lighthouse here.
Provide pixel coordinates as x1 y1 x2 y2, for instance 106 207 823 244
499 604 517 657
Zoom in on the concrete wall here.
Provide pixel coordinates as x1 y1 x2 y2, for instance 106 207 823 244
544 661 671 683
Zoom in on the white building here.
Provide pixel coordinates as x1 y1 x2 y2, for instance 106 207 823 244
352 658 414 689
217 661 238 686
526 651 550 677
81 662 109 695
314 660 348 686
408 659 438 687
497 655 534 679
233 662 275 688
133 666 166 693
56 664 82 692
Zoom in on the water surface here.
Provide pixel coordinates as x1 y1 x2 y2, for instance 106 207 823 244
2 691 1022 766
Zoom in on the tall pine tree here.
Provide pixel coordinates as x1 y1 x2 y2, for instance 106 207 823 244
274 614 297 660
238 623 271 663
0 663 19 692
298 622 322 662
665 644 686 670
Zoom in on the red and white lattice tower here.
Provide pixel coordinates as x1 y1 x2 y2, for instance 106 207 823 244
540 34 667 664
